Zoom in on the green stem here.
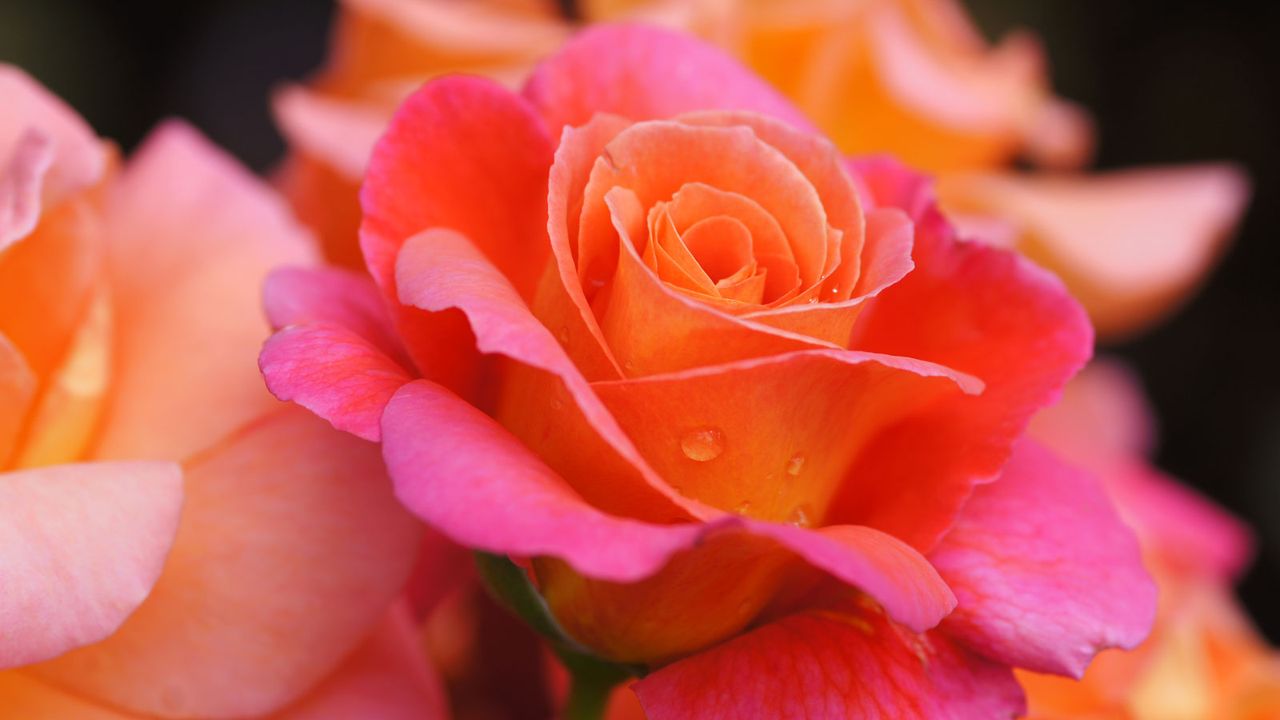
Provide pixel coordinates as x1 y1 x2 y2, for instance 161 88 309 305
563 664 622 720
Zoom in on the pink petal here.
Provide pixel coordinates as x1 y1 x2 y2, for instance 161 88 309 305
1031 361 1253 581
33 408 422 719
839 157 1093 552
275 603 448 720
523 24 815 136
635 605 1025 719
260 324 411 442
0 64 106 227
90 121 318 462
382 379 953 635
939 165 1249 337
395 226 700 522
261 266 413 441
0 461 182 669
929 440 1156 677
359 75 554 393
273 85 386 182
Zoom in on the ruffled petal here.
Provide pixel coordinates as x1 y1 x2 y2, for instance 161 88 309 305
523 24 815 136
634 603 1025 719
360 75 553 394
929 440 1156 677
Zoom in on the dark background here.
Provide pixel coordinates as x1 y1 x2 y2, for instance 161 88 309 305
3 0 1277 639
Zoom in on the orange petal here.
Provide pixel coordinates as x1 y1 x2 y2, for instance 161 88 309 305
0 333 36 466
33 409 423 718
939 165 1249 337
577 120 829 300
592 349 977 523
90 122 317 462
0 461 182 669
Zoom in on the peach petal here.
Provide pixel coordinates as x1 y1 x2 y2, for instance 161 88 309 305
635 604 1025 719
275 603 448 720
0 461 183 669
91 122 317 462
592 348 979 525
0 333 36 466
34 408 422 719
395 226 702 522
743 206 915 346
0 188 103 380
0 130 53 251
360 75 554 393
536 112 633 382
273 85 387 182
264 266 408 363
523 24 815 139
930 441 1156 677
0 65 107 214
939 164 1249 337
12 283 111 467
577 120 828 298
597 196 834 376
679 215 754 283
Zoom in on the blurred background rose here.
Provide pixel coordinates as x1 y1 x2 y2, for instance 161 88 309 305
3 0 1276 645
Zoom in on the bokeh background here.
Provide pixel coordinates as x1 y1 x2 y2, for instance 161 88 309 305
4 0 1277 639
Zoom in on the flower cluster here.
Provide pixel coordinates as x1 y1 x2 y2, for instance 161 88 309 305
1 1 1273 719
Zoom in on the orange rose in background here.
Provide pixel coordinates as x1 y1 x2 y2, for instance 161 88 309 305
275 0 1248 338
0 67 443 719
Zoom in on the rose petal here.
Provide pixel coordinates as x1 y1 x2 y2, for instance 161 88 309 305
0 332 36 466
0 65 106 217
939 165 1249 337
634 604 1025 719
260 324 411 442
34 408 422 719
929 440 1156 677
0 672 135 719
839 157 1093 551
360 75 554 393
523 24 815 138
382 379 953 662
261 266 414 441
0 130 53 251
0 461 183 669
275 603 448 720
90 122 318 462
592 348 979 526
395 226 702 522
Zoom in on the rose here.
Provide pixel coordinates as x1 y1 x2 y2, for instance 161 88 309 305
0 67 442 719
1018 362 1280 718
275 0 1248 339
262 25 1155 716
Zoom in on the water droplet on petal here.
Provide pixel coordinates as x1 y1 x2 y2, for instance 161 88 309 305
807 297 819 304
734 500 752 515
787 504 813 527
556 326 570 345
786 453 805 477
681 427 724 462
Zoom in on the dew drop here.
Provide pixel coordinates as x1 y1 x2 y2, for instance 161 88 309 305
807 297 819 305
556 326 570 345
733 500 752 515
550 396 564 411
786 453 805 477
680 427 724 462
787 504 813 527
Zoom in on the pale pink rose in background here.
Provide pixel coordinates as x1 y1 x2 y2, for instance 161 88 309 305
0 66 445 719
